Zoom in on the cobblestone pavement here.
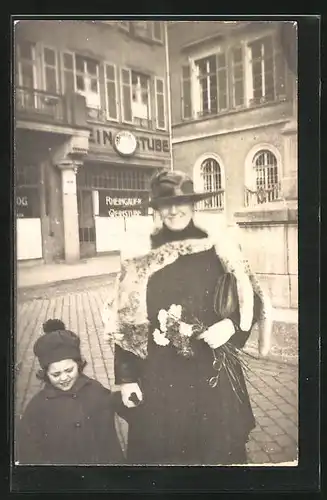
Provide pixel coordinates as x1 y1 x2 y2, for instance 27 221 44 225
15 279 298 465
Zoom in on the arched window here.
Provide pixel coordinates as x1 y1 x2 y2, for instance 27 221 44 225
252 149 279 203
200 157 224 209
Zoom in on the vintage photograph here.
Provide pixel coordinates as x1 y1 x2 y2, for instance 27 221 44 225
14 19 298 467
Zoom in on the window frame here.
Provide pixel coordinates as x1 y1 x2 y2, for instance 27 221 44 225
244 143 282 206
118 21 130 32
103 61 119 122
41 45 60 94
190 46 229 119
152 21 164 43
154 76 166 130
193 153 225 211
245 32 287 106
16 41 39 90
120 67 152 128
60 51 101 110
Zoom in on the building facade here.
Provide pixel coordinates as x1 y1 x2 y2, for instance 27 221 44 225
168 21 298 308
15 20 170 263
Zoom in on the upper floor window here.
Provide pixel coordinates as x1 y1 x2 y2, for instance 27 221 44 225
42 47 59 93
132 21 164 43
16 41 37 89
118 21 130 31
62 52 101 112
193 52 228 117
181 33 287 121
121 68 151 128
247 36 286 106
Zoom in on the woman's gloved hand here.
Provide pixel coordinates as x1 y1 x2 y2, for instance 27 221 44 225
120 382 143 408
197 318 235 349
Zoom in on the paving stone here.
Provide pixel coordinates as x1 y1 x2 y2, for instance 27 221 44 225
259 414 277 425
274 434 296 448
263 424 286 437
248 450 271 464
262 442 283 454
278 402 297 416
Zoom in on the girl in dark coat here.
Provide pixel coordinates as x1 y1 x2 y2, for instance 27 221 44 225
16 320 124 465
104 170 272 466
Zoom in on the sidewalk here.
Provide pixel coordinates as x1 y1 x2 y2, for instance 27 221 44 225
17 254 121 289
15 280 298 465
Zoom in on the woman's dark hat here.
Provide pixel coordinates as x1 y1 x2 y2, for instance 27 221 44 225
34 329 81 369
148 170 219 209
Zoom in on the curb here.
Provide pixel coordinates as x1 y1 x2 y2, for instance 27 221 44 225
17 272 118 294
242 346 298 367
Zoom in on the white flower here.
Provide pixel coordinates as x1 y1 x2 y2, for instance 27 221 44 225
153 328 170 346
179 322 193 337
168 304 182 321
158 309 168 332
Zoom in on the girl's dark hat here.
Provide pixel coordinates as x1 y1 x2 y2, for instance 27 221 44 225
148 170 219 209
34 330 81 369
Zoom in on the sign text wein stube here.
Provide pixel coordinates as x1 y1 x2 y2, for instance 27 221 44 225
89 127 170 155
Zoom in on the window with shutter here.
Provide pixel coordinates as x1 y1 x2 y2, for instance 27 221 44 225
181 65 192 120
61 51 75 93
231 46 244 107
155 77 166 130
43 47 59 93
247 35 286 105
104 63 118 121
121 68 133 123
152 22 163 43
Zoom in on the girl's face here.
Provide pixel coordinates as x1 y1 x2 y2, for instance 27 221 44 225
47 359 79 391
158 202 194 232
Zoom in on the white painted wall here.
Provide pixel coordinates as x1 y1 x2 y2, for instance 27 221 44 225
17 218 43 260
95 215 154 254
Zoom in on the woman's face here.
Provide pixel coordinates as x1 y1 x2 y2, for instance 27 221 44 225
158 202 194 232
47 359 79 391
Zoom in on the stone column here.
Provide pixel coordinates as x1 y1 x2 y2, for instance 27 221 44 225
57 160 82 263
281 73 298 201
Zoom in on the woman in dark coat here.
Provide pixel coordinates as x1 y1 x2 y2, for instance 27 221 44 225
104 170 272 465
17 320 123 465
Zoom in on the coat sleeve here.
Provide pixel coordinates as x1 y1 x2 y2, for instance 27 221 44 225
16 398 45 465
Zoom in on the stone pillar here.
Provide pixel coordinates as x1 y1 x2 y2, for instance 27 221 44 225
281 74 298 201
281 119 298 201
57 160 82 263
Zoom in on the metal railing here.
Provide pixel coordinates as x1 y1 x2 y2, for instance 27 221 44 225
15 87 66 123
195 190 225 211
244 184 281 207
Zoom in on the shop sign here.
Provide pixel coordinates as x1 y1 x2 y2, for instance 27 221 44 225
16 188 39 218
98 190 148 217
89 126 170 156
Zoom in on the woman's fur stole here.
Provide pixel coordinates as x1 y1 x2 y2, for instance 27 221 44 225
102 224 273 359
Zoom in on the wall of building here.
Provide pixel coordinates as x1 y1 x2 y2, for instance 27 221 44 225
235 205 298 309
15 20 170 262
15 20 167 72
172 122 286 222
15 20 168 128
167 21 293 126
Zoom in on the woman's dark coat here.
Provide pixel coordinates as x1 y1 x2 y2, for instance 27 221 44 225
16 374 124 465
114 221 256 465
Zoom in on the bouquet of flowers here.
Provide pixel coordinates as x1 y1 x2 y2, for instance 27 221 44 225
152 304 203 358
152 304 250 399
